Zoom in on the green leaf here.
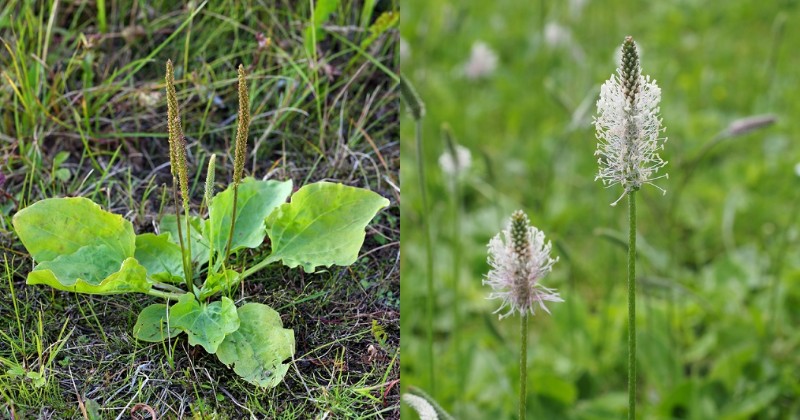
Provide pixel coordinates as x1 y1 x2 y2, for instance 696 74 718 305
216 303 294 388
198 269 240 300
304 0 340 57
28 252 150 295
12 197 150 294
13 197 134 262
161 214 210 266
133 303 181 342
26 370 45 388
207 178 292 255
135 233 185 283
169 293 239 354
265 182 389 272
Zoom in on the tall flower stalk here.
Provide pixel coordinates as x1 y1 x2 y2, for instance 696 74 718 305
166 59 192 285
594 36 667 418
440 126 470 393
399 73 435 393
224 65 250 261
484 210 562 420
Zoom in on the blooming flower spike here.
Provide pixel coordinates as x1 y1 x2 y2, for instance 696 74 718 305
484 210 562 319
594 36 667 206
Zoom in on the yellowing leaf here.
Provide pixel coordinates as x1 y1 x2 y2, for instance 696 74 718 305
13 198 150 294
265 182 389 272
13 197 134 262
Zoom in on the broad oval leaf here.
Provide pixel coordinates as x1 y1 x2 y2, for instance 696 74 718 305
169 293 239 354
207 178 293 254
28 256 150 294
13 197 134 262
13 197 149 294
133 303 181 342
216 303 294 388
265 182 389 272
160 214 211 266
135 233 185 283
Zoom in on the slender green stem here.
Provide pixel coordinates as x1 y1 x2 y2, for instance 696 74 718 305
452 173 463 390
628 191 637 419
239 254 280 282
172 179 189 284
416 119 435 394
184 206 194 286
224 185 239 263
146 288 184 300
768 191 800 342
152 281 186 294
520 313 528 420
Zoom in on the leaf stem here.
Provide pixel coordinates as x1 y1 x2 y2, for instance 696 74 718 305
415 118 435 395
520 313 528 420
452 163 463 392
172 179 189 285
239 254 280 282
223 184 239 264
184 206 194 286
146 288 184 300
628 190 637 419
152 281 185 294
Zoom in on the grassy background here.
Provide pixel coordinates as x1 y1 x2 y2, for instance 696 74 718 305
0 0 399 418
400 0 800 418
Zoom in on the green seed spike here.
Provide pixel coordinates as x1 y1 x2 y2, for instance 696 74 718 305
165 60 178 177
233 64 250 186
165 60 189 207
165 59 192 283
204 153 216 206
399 73 425 121
223 64 250 261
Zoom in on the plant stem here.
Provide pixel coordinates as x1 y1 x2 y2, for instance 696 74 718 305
452 171 463 391
146 288 184 300
416 119 435 394
520 313 528 420
224 184 239 263
184 206 194 286
172 179 189 284
628 190 637 419
239 254 280 282
152 281 186 294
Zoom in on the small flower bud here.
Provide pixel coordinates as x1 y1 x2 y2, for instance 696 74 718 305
204 154 216 205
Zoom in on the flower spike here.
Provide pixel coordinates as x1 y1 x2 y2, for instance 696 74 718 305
594 36 667 206
483 210 562 319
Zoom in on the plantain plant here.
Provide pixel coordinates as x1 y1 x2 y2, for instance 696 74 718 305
12 61 389 388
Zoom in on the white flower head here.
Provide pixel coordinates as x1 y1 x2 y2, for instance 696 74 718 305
400 37 411 62
464 41 498 79
594 36 667 206
484 210 562 319
438 144 472 176
402 394 438 420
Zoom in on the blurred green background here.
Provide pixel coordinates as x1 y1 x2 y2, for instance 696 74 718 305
400 0 800 418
